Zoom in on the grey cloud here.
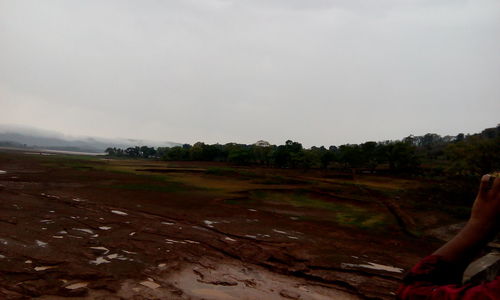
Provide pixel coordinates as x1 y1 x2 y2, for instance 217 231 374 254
0 0 499 147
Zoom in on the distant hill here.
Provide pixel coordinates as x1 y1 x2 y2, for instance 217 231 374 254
0 125 181 153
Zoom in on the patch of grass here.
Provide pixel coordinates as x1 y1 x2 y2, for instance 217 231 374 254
90 163 178 183
108 183 188 193
237 170 259 178
256 175 309 185
410 198 470 220
41 158 100 171
250 190 391 230
224 197 256 205
205 167 238 176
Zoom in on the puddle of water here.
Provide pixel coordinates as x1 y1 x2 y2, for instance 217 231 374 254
204 220 217 228
89 256 110 265
272 229 287 234
342 262 403 273
165 238 186 244
0 254 5 259
192 226 210 232
52 235 64 239
111 210 128 216
89 246 110 254
36 240 48 247
104 253 128 261
225 237 236 242
34 266 57 271
248 209 257 212
42 194 59 199
73 228 94 234
65 282 88 290
161 221 175 225
0 170 6 174
25 260 32 264
184 240 199 244
99 226 111 230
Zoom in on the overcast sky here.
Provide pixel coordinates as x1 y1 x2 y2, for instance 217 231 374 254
1 0 499 147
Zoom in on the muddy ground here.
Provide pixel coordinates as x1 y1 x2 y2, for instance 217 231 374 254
0 150 458 299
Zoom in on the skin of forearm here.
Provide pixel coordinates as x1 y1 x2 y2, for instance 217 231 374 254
433 220 497 265
434 175 500 265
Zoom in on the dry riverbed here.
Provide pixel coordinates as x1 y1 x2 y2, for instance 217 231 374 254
0 150 443 299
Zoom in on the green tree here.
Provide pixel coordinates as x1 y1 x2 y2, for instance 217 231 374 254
380 141 419 173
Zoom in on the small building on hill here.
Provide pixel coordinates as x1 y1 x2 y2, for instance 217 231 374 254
254 140 271 147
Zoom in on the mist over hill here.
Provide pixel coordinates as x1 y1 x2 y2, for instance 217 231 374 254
0 124 180 153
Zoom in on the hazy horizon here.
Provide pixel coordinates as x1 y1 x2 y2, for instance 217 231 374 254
1 0 499 147
1 122 497 150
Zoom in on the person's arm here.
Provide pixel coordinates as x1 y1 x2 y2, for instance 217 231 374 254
398 175 500 300
433 174 499 264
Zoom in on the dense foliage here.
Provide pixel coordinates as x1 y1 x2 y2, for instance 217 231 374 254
106 125 499 176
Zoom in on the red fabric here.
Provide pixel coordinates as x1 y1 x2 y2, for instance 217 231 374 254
397 255 500 300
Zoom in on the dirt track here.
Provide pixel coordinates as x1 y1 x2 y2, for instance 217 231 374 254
0 150 440 299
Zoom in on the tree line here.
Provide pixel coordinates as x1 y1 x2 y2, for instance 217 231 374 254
105 125 499 176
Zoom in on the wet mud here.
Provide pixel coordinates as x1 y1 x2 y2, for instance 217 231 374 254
0 151 439 299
